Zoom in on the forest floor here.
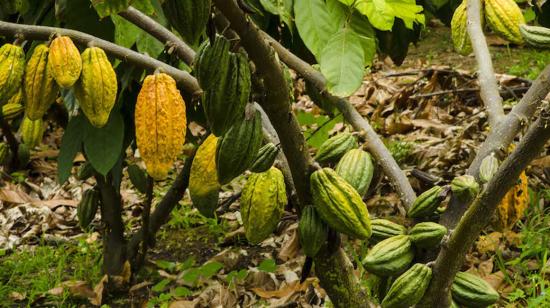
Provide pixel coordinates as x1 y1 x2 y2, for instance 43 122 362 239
1 25 549 307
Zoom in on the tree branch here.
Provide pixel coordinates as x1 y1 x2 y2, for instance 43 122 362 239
466 0 505 128
0 21 201 95
420 103 550 307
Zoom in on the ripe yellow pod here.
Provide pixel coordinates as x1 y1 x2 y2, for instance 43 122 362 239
0 43 25 104
48 36 82 88
19 116 44 148
24 44 59 120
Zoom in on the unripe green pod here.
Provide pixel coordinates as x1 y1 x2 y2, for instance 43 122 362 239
77 162 95 181
452 271 499 307
298 205 328 257
0 142 11 165
451 175 480 201
1 103 24 120
479 154 499 183
363 235 414 276
17 143 30 167
315 132 357 163
77 188 101 230
335 149 374 196
381 263 432 308
370 219 407 242
249 143 279 173
409 222 447 248
407 186 445 218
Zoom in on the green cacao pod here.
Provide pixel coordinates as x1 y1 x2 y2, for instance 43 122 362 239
381 263 432 308
162 0 211 45
77 188 101 230
195 35 231 92
127 164 148 194
249 143 279 173
135 73 187 180
216 106 263 184
24 44 59 120
298 205 328 257
0 142 10 165
451 175 480 201
19 116 44 148
485 0 525 44
48 36 82 88
371 218 407 242
335 148 374 196
407 185 445 218
363 235 414 276
409 222 447 248
0 43 25 104
241 167 287 244
479 154 499 183
77 162 95 181
315 132 357 164
310 168 371 239
74 47 118 128
190 134 220 218
451 271 499 307
6 87 23 104
520 24 550 48
451 0 473 55
17 143 30 167
2 103 24 120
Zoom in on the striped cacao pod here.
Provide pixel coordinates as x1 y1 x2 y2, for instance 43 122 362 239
48 36 82 88
74 47 117 128
19 116 44 148
451 271 499 307
135 73 187 180
127 164 148 194
407 185 445 218
381 263 432 308
0 43 25 104
298 205 328 257
371 218 407 242
451 175 480 201
249 143 279 173
310 168 371 239
0 142 10 165
6 87 23 105
451 0 473 55
24 44 59 120
485 0 525 44
363 235 414 276
17 143 30 167
77 188 101 230
409 222 447 248
520 24 550 48
479 154 499 183
216 106 263 184
495 171 528 230
335 148 374 196
190 134 220 218
241 167 287 244
2 103 24 120
162 0 211 45
77 162 95 181
315 132 357 164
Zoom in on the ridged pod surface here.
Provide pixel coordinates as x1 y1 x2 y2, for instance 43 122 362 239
363 235 414 276
249 143 279 173
2 103 24 120
77 162 94 181
17 143 30 167
451 271 499 307
409 222 447 248
0 44 25 104
190 134 220 218
135 73 187 180
495 171 528 230
310 168 371 239
74 47 117 128
298 205 328 257
0 142 10 165
451 1 472 55
520 24 550 48
77 188 101 230
479 154 499 183
451 175 480 201
24 44 59 120
20 116 43 148
162 0 211 45
48 36 82 88
485 0 525 44
315 132 357 163
6 87 23 105
371 219 407 242
216 107 263 184
335 148 374 196
407 185 445 218
241 167 287 244
381 263 432 308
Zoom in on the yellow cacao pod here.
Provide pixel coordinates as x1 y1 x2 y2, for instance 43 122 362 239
451 1 474 55
135 73 187 180
2 103 24 120
6 87 23 105
48 36 82 88
74 47 117 128
20 116 44 148
190 134 220 218
485 0 525 44
24 44 59 120
495 171 528 230
0 43 25 104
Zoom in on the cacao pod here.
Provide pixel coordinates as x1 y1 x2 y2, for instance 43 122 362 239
135 73 187 180
162 0 211 45
407 185 445 218
0 142 10 165
451 175 480 201
127 164 148 194
298 205 328 257
249 143 279 173
451 271 499 307
195 35 231 92
370 218 407 242
310 168 371 239
409 222 447 248
315 132 357 164
495 171 528 230
2 103 24 120
74 47 117 128
6 87 23 104
19 116 44 148
485 0 525 44
335 148 374 196
363 235 414 276
381 263 432 308
520 24 550 48
24 44 59 120
77 162 94 181
451 0 471 55
48 36 82 88
17 143 30 167
479 153 499 183
190 134 220 218
216 106 263 184
0 43 25 104
241 167 287 244
77 188 101 230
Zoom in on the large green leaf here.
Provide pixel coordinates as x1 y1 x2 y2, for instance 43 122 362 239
91 0 130 18
294 0 339 58
320 28 365 97
61 0 115 41
83 112 125 176
259 0 294 31
339 0 424 31
111 15 165 58
58 115 87 184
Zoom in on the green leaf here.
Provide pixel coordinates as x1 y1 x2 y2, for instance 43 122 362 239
199 262 223 279
339 0 424 31
83 112 125 176
259 0 294 31
111 15 141 49
320 28 365 97
294 0 339 58
127 164 148 193
131 0 155 15
181 268 201 284
258 259 277 273
152 278 171 293
136 32 165 59
349 12 376 64
57 115 87 184
61 0 115 41
173 286 192 297
155 260 177 272
91 0 131 18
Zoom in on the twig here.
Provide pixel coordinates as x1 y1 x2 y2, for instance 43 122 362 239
409 86 529 99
